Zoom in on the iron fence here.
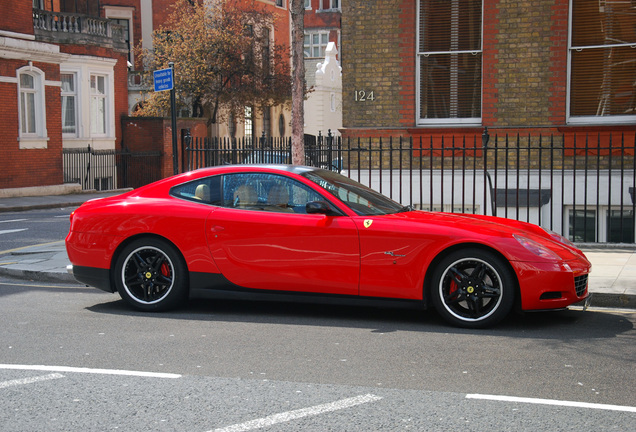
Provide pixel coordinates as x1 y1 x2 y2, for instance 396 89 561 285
63 146 162 191
185 130 636 244
184 132 342 172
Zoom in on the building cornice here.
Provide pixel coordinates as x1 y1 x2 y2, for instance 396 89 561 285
0 36 70 64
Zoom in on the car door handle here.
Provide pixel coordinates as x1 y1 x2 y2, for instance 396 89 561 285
211 226 225 232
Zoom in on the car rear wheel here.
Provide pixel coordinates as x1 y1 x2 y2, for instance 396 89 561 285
114 238 188 311
431 248 515 328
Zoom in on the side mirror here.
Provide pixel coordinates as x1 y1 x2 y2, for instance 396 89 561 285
306 200 332 215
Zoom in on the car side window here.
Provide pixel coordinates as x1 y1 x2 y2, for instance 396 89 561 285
221 173 327 214
170 176 222 205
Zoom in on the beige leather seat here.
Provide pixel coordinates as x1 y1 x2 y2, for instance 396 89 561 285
267 184 294 212
194 184 210 201
233 184 258 207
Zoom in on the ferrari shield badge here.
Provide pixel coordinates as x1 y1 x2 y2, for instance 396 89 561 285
364 219 373 228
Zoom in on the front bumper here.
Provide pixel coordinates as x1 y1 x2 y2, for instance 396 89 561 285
513 258 591 311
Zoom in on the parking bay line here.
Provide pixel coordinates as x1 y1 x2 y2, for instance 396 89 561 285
466 393 636 413
0 364 181 379
210 394 383 432
0 373 64 389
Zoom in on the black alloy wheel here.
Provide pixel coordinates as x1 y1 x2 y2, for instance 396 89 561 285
431 248 515 328
114 238 188 311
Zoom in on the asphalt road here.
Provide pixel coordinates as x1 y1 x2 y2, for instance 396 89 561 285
0 208 72 251
1 277 635 431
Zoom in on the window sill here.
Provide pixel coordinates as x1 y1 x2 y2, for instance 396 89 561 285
18 136 49 149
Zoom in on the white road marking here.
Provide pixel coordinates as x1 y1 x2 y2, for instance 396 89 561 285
466 393 636 413
0 373 64 389
0 229 27 235
210 394 383 432
0 219 28 224
0 364 181 379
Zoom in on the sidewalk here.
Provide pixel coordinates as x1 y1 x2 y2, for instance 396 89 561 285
0 192 634 309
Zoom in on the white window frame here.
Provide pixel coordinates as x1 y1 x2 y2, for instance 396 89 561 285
564 206 636 243
17 66 48 149
60 56 116 151
60 72 78 137
103 7 135 67
275 0 285 8
319 0 340 10
304 31 330 58
566 1 636 125
90 74 109 137
416 0 483 126
305 0 311 9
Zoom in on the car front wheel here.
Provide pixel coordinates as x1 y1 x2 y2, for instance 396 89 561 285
431 248 515 328
114 238 188 311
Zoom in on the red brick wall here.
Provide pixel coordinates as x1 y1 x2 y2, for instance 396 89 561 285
0 0 35 35
0 60 64 189
122 117 208 178
398 0 416 128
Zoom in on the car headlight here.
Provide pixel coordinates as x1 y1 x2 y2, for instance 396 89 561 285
543 228 576 248
513 234 561 260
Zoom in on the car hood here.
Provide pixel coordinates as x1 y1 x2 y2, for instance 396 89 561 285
381 210 587 262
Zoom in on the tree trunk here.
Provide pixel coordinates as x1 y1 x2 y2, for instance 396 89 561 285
290 0 305 165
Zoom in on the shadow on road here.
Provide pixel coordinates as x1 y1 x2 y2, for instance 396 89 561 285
85 294 634 341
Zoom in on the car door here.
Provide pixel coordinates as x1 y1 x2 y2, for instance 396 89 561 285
206 172 360 295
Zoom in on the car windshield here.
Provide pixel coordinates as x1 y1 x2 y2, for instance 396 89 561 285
302 169 406 216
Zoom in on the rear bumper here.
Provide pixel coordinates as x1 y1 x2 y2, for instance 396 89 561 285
70 265 114 293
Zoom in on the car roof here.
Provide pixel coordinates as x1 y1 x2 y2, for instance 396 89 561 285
191 164 318 176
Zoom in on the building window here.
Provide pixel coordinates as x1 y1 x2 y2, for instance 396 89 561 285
263 106 271 138
229 112 237 138
278 113 286 136
304 31 329 58
275 0 285 7
262 28 271 76
319 0 340 10
61 73 77 136
417 0 482 124
18 69 46 142
90 74 107 135
111 18 132 65
305 0 311 9
568 0 636 124
19 74 38 135
567 207 635 243
244 106 253 141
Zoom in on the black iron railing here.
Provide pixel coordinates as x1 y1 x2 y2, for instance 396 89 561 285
184 130 635 244
62 146 162 191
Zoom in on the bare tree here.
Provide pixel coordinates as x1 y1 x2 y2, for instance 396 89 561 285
290 0 305 165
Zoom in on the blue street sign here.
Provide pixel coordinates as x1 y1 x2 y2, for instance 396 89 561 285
153 68 173 92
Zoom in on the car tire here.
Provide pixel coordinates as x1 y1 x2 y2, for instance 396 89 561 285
114 238 188 311
430 248 515 328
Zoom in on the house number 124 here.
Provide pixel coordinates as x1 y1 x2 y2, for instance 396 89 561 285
354 90 375 102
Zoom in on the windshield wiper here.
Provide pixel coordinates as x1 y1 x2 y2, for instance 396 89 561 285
396 205 414 213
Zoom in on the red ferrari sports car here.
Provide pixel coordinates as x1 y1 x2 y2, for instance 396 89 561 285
66 165 591 328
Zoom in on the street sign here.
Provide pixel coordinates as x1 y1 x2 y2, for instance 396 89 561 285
153 68 173 92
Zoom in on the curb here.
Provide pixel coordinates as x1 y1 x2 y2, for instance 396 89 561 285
0 267 77 284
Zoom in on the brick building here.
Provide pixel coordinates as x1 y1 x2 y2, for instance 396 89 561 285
340 0 635 140
1 0 295 192
0 0 128 192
